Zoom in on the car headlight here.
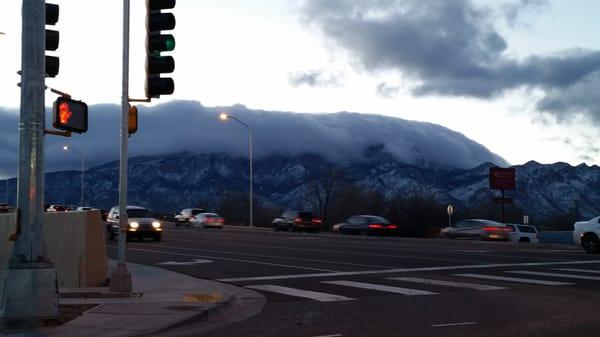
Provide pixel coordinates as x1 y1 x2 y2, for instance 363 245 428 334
152 221 161 228
130 222 139 229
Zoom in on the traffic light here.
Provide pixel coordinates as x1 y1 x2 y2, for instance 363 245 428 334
145 0 175 98
45 3 59 78
128 105 138 135
52 97 88 133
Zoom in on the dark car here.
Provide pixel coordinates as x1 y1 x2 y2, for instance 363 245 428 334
334 215 398 236
106 205 163 242
272 211 322 232
439 219 512 241
0 203 9 213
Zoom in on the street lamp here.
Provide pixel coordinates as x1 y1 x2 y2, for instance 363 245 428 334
63 145 85 207
219 113 254 227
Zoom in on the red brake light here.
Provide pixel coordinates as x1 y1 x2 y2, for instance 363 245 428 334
218 219 224 223
484 226 513 232
312 218 322 224
294 218 301 223
369 224 383 229
388 224 398 229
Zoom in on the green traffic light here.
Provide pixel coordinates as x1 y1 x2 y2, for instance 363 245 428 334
165 38 175 51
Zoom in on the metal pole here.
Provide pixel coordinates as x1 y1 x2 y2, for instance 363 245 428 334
501 189 505 223
109 0 132 293
80 153 85 207
249 129 253 227
1 0 59 321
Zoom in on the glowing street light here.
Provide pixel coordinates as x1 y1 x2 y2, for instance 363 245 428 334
219 113 253 227
63 145 85 207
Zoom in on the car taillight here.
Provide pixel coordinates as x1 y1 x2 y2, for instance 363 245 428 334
484 226 513 232
312 218 322 224
294 218 302 223
369 224 383 229
218 219 224 223
388 224 398 229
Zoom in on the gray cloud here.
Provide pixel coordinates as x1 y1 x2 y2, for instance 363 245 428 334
301 0 600 122
0 100 507 178
288 69 342 87
376 82 400 98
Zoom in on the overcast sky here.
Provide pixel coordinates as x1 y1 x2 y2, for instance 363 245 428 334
1 0 600 177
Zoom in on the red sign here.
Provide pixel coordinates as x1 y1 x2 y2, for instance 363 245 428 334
489 167 516 190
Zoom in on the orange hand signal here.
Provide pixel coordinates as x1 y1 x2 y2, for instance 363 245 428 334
59 102 72 124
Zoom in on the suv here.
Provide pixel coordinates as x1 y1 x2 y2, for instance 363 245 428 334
272 211 322 232
573 216 600 253
505 224 540 243
106 205 163 242
46 205 67 212
174 208 206 226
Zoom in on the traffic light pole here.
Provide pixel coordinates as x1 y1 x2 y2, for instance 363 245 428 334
1 0 59 324
109 0 132 293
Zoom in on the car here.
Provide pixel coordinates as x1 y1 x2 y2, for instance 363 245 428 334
76 206 97 211
174 208 206 226
505 223 540 243
0 203 9 213
106 205 163 242
272 211 322 232
334 215 398 236
189 212 224 229
46 204 67 212
439 219 512 241
573 216 600 253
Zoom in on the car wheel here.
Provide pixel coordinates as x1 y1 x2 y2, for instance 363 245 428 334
582 233 600 253
154 234 162 242
359 229 368 236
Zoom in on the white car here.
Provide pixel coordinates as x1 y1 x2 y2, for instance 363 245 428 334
573 217 600 253
190 213 224 229
106 205 163 241
505 224 540 243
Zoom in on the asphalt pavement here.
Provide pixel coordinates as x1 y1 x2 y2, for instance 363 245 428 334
106 225 600 337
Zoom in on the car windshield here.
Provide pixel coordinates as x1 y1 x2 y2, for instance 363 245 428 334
365 216 389 224
191 209 204 215
298 212 313 218
127 209 153 218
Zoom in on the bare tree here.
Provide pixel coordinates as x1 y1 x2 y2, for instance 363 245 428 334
308 168 346 229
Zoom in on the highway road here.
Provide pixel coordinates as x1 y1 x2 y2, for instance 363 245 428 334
107 226 600 337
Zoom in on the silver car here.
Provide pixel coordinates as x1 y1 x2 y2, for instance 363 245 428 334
440 219 511 241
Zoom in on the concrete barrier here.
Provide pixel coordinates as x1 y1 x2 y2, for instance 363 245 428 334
539 231 574 245
0 210 108 288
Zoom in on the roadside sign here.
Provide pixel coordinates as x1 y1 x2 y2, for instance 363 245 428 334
447 205 453 215
52 96 88 133
489 167 516 190
523 215 529 225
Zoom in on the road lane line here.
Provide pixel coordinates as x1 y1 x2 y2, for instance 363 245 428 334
455 274 573 286
109 246 340 272
313 334 343 337
216 260 600 282
432 322 477 327
389 277 507 290
507 271 600 281
321 280 437 296
554 268 600 274
245 285 354 302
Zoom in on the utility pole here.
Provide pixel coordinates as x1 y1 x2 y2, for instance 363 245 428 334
1 0 59 324
109 0 132 293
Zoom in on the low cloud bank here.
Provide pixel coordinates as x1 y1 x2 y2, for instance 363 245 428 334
0 101 507 177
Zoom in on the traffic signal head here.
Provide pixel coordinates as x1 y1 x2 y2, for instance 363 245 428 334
146 0 176 98
45 3 59 78
52 97 88 133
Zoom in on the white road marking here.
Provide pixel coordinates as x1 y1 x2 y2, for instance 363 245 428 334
389 277 507 291
245 285 354 302
507 271 600 281
321 280 437 296
157 259 213 266
554 268 600 274
455 250 491 254
113 246 340 272
312 334 343 337
455 274 573 286
432 322 477 327
217 260 600 282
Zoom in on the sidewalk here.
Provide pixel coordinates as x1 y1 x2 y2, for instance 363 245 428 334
1 260 264 337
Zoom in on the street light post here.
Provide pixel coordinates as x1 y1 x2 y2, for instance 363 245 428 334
220 113 253 227
63 146 85 207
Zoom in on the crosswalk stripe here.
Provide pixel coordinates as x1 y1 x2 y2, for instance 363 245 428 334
389 277 507 291
454 273 572 286
554 268 600 274
321 280 437 296
507 271 600 281
244 285 354 302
